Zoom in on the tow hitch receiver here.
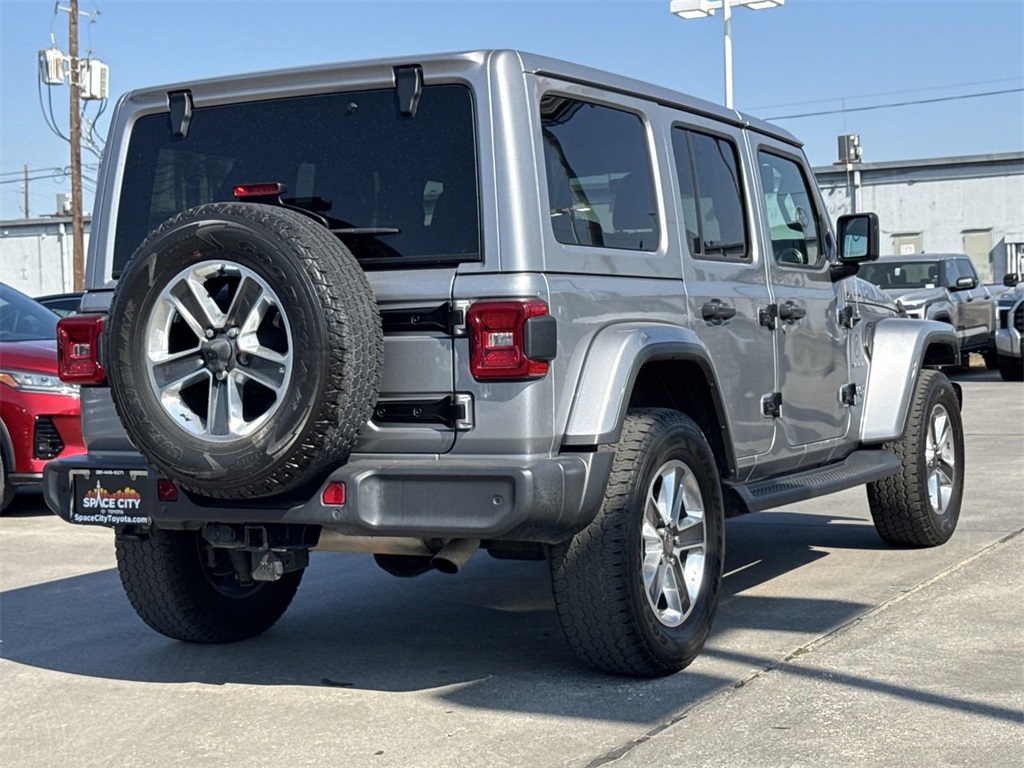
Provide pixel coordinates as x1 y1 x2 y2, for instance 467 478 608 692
201 524 311 583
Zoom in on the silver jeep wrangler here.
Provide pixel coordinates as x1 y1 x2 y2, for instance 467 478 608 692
45 50 964 677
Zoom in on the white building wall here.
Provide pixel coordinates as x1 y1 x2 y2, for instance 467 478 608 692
0 218 89 297
816 154 1024 283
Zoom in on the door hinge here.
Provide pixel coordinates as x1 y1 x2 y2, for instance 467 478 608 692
758 303 778 330
380 302 465 336
372 394 474 430
840 383 860 406
838 305 861 329
168 90 193 138
762 391 783 419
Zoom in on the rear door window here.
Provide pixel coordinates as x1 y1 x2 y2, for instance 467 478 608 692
671 128 748 259
540 96 659 252
114 85 479 275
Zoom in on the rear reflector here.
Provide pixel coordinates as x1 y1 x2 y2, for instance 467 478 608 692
322 481 346 506
157 480 179 502
57 314 106 384
233 182 285 198
467 299 550 380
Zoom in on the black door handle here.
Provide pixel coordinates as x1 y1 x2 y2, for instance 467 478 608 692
778 302 806 322
702 300 737 322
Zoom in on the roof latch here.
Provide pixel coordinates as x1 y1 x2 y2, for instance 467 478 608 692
394 66 423 117
168 90 193 138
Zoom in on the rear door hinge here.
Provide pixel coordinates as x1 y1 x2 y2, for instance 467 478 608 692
758 303 778 330
762 391 783 419
380 302 465 336
838 305 860 329
372 394 474 430
840 383 860 406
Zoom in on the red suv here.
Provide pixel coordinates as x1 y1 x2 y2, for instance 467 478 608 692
0 283 84 511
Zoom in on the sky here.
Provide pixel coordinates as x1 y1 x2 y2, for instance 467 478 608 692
1 0 1022 221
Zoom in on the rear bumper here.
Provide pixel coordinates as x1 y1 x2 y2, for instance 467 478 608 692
43 450 613 544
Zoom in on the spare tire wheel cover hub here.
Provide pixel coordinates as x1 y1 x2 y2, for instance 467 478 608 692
146 260 293 442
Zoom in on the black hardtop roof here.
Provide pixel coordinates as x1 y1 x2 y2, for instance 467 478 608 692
123 49 801 147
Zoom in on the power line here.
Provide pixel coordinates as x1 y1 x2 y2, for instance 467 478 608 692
765 88 1024 121
749 77 1024 111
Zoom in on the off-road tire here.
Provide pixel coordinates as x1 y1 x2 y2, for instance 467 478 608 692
997 353 1024 382
866 370 963 546
550 409 725 677
116 527 302 643
106 202 382 498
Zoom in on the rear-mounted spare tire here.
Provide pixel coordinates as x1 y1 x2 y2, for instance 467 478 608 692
106 202 383 499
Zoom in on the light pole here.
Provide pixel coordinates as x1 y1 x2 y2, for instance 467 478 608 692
670 0 784 110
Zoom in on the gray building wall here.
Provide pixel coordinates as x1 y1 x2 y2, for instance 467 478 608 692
0 217 91 297
815 152 1024 283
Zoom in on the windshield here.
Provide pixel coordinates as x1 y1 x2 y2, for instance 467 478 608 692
858 261 942 290
114 84 479 275
0 283 59 342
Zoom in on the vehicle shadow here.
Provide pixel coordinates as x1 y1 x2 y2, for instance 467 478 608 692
0 510 881 720
1 490 52 517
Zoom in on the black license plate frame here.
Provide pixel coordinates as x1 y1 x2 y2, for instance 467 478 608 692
70 468 151 526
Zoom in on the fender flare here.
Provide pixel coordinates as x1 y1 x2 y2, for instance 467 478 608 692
860 318 959 443
924 298 954 324
562 323 725 447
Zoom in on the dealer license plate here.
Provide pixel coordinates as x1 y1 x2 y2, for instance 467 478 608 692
70 469 151 526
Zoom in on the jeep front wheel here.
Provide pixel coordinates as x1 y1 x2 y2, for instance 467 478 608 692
550 409 725 677
866 370 964 546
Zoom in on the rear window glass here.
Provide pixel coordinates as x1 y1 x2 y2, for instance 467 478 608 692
114 84 479 275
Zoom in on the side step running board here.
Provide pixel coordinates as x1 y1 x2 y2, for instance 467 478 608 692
724 450 900 515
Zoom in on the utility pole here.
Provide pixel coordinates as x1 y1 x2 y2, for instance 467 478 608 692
23 165 30 218
68 0 85 291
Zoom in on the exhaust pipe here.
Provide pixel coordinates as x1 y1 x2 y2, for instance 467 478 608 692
430 538 480 575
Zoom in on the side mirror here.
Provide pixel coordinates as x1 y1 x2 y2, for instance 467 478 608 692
954 276 977 290
1003 273 1020 287
837 212 879 264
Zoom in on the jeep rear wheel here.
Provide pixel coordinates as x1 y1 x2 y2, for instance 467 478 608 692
106 202 383 498
866 370 964 547
116 527 302 643
550 409 725 677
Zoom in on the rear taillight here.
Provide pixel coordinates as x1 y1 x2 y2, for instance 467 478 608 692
57 314 106 384
467 299 556 380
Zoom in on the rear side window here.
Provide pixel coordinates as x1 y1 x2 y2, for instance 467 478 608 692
671 128 748 259
114 85 479 275
541 96 659 252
